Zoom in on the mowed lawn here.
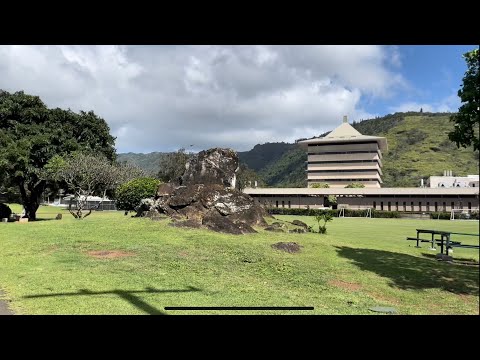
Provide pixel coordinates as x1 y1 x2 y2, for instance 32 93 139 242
0 204 478 315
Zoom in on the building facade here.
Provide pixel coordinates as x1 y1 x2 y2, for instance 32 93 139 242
244 187 479 212
297 116 387 188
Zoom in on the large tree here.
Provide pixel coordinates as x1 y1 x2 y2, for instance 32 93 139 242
449 48 479 151
0 90 116 220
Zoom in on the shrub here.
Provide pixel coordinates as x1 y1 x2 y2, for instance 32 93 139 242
430 211 479 220
0 203 12 219
310 183 330 188
345 182 365 188
266 207 401 218
315 213 333 234
115 177 161 214
327 195 337 205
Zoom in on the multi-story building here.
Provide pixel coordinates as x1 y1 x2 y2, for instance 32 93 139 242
297 116 387 188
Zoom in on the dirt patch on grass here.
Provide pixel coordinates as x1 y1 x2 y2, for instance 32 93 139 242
271 242 303 253
329 280 362 292
87 250 135 259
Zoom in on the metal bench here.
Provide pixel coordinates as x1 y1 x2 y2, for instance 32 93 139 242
406 237 433 248
448 244 480 249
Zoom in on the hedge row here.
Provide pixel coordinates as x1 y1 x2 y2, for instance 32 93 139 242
266 208 401 218
266 207 479 220
430 211 479 220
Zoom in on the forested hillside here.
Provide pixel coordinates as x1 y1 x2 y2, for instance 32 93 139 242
118 112 479 188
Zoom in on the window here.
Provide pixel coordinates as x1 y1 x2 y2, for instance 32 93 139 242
395 202 398 211
288 201 291 209
434 202 438 212
388 202 391 211
419 202 422 211
282 201 285 208
381 202 384 211
443 202 446 211
276 201 279 208
451 202 454 210
468 202 472 210
403 202 406 211
411 202 414 211
426 202 430 212
373 201 376 210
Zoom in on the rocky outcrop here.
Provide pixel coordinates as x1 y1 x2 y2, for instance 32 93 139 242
181 148 238 188
138 148 270 234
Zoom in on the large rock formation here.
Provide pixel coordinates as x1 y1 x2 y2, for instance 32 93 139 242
181 148 238 188
138 148 269 234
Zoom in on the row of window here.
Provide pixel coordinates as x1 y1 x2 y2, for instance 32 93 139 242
439 183 476 188
307 150 379 155
307 141 379 147
308 179 379 182
307 169 379 173
267 200 473 210
307 160 379 165
372 201 473 211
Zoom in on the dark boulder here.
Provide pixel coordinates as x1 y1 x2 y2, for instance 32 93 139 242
271 242 303 253
292 220 308 228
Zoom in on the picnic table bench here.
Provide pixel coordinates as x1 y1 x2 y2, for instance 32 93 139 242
406 229 479 255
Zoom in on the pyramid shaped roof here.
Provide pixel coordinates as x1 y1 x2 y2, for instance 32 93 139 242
297 118 388 151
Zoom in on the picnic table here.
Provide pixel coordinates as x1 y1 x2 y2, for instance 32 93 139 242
406 229 480 255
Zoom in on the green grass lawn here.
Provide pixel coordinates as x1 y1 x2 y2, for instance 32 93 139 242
0 204 478 315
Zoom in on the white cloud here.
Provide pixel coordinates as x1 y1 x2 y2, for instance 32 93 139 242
0 45 405 153
389 93 460 113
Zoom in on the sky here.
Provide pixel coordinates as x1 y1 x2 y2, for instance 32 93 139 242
0 45 476 153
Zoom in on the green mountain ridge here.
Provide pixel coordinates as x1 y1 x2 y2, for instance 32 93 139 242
118 112 479 188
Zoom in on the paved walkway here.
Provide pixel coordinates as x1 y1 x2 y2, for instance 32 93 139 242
0 290 14 315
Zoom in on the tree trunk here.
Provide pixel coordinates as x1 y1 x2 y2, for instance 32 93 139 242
25 201 39 221
18 180 45 221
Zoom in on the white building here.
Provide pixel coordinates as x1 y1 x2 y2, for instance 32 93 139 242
297 116 387 188
428 171 479 188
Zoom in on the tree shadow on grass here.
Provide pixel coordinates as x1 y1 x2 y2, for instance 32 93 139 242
334 247 479 296
23 286 202 315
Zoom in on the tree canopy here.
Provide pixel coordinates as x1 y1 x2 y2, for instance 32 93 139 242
0 90 116 220
157 148 192 184
449 48 479 151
